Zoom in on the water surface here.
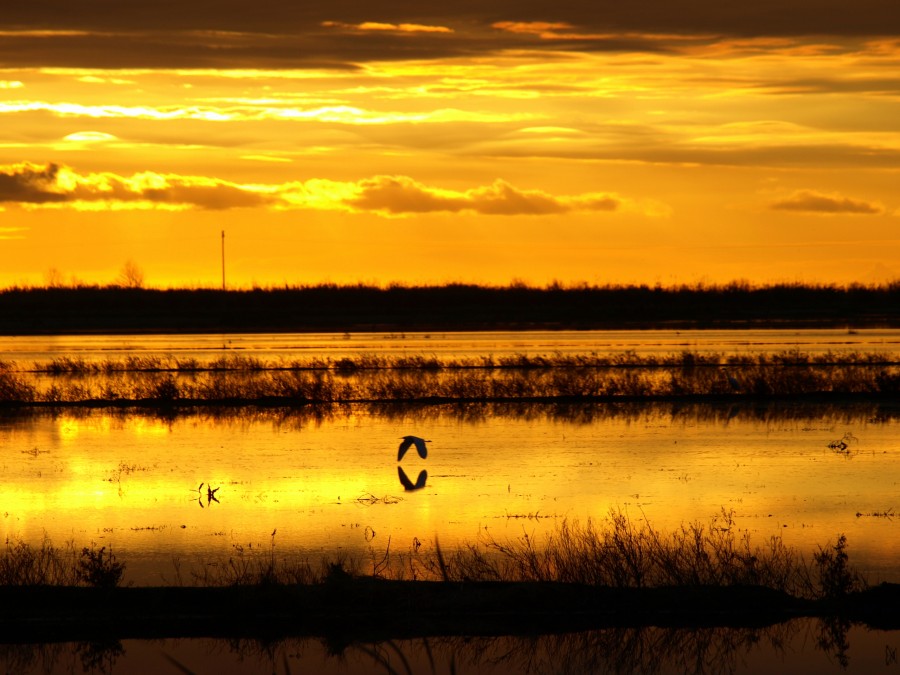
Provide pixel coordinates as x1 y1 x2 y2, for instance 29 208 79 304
2 328 898 366
2 402 898 584
2 620 897 674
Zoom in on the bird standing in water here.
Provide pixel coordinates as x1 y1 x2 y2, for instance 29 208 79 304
398 435 430 461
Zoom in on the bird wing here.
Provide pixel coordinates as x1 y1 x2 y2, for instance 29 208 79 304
398 465 415 490
413 469 427 490
414 437 428 459
398 436 414 461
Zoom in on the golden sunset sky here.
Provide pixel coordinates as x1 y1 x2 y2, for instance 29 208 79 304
1 1 899 288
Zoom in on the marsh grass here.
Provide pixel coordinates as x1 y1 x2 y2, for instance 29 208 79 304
1 350 898 405
20 350 900 375
0 514 866 601
0 538 76 586
368 510 864 601
188 535 322 587
0 538 126 587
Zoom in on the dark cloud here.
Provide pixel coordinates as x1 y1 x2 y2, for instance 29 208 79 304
1 1 897 68
770 190 884 214
348 176 621 215
477 140 900 170
0 162 270 209
467 180 569 215
349 176 466 213
4 1 897 36
0 164 629 215
757 77 900 96
0 163 67 203
103 179 267 210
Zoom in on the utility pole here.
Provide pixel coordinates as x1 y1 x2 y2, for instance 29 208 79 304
221 230 226 291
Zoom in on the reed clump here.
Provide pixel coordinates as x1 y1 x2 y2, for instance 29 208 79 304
0 373 36 402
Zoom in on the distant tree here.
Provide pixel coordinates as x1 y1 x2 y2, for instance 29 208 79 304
44 267 66 288
117 260 145 289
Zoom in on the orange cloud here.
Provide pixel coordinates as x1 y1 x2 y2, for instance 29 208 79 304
322 21 452 34
492 22 574 37
770 190 884 215
0 162 269 210
491 21 635 42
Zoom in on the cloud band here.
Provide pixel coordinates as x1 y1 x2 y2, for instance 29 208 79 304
0 162 631 216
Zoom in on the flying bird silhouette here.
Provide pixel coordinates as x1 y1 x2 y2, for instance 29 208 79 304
398 466 428 491
398 435 430 461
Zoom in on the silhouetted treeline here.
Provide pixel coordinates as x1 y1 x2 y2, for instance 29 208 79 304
0 282 898 334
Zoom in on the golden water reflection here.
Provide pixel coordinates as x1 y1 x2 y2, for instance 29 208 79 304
1 403 899 584
3 328 899 366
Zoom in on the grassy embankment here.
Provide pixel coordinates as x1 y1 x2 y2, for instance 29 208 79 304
0 350 898 406
2 511 898 641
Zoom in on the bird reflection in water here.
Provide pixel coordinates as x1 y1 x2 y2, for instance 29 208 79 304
397 435 430 492
398 465 428 491
197 482 220 508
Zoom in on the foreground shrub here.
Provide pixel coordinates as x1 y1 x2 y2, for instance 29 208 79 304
811 535 865 599
76 545 126 588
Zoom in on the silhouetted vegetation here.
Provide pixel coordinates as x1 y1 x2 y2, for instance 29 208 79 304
0 281 898 333
0 350 897 405
16 349 899 375
369 509 861 602
4 516 899 670
4 515 898 656
0 512 860 601
0 539 125 588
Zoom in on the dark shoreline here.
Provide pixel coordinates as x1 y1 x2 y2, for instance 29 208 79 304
1 284 898 334
2 580 899 643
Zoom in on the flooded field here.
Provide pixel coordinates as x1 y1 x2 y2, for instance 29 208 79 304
1 329 899 673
